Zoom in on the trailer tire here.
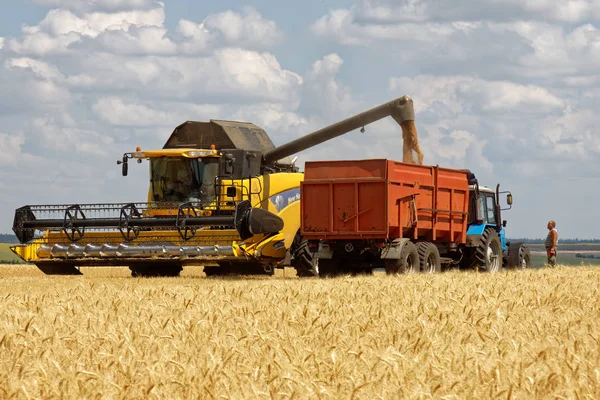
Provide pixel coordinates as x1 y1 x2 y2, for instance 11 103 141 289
385 241 419 275
506 242 532 269
470 227 502 272
417 242 442 273
291 234 319 277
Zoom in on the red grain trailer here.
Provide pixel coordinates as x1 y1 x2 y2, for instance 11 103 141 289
300 159 471 275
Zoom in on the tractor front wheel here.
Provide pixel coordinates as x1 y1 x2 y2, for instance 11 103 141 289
470 228 502 272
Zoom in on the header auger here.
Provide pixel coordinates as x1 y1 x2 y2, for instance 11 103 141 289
11 95 422 277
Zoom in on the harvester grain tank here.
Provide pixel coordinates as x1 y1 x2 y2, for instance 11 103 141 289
11 95 421 277
299 159 531 276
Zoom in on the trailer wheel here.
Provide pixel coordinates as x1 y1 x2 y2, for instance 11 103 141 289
470 227 502 272
506 242 532 269
385 241 419 275
416 242 442 273
291 234 319 277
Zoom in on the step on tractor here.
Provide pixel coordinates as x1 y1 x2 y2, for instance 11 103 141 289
11 95 421 277
298 159 531 277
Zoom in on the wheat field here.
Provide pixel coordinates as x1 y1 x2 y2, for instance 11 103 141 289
1 264 599 399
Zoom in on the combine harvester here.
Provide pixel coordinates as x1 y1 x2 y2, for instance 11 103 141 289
298 159 532 276
11 95 421 277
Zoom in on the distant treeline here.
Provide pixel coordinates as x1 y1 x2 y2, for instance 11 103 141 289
509 238 600 244
0 234 18 244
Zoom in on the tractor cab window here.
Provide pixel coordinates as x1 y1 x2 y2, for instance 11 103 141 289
468 190 498 226
150 157 219 204
485 194 497 225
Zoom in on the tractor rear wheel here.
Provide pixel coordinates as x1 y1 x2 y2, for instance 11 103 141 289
384 241 419 275
506 242 532 269
291 234 319 277
470 227 502 272
417 242 442 273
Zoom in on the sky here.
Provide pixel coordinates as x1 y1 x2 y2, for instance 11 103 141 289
0 0 599 239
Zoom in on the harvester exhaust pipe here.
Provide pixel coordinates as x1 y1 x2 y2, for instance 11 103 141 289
262 94 423 165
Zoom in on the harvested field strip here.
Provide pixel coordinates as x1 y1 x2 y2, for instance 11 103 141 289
0 265 599 398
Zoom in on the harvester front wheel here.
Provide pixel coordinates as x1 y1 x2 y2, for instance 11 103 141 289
291 234 319 277
470 227 502 272
385 241 419 275
416 242 442 273
129 264 183 278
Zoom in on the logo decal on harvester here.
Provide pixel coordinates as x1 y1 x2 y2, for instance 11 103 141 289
270 188 300 212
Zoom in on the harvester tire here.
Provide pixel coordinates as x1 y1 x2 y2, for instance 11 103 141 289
129 264 182 278
205 261 275 277
416 242 442 273
470 227 502 272
385 241 419 275
506 242 532 269
291 234 319 277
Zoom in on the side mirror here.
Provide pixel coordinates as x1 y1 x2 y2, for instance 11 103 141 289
226 187 237 198
224 153 235 175
506 193 513 205
117 155 128 176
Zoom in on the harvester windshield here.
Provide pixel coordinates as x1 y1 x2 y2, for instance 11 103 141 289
150 157 218 204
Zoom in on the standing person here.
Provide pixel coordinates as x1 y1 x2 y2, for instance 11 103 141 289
545 220 559 267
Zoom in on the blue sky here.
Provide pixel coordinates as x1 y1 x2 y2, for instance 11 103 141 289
0 0 599 239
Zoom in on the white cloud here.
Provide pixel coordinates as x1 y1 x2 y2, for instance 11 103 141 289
489 22 600 77
24 7 164 36
310 9 457 46
389 75 564 114
0 37 4 49
92 97 222 128
0 133 24 166
347 0 600 23
202 6 283 49
32 0 160 13
304 53 361 118
6 57 64 81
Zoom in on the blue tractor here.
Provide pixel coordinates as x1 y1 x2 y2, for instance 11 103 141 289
463 171 531 271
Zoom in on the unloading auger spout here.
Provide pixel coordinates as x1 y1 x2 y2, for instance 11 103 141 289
262 94 423 165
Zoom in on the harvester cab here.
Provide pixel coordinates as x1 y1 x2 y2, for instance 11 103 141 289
11 95 421 277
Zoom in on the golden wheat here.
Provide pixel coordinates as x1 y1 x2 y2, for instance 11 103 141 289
0 264 599 399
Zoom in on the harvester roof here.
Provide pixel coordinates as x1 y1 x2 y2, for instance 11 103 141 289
163 120 277 152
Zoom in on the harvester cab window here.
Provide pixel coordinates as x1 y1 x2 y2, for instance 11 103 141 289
150 157 218 205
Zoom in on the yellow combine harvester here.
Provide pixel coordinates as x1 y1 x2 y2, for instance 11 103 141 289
11 95 419 277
